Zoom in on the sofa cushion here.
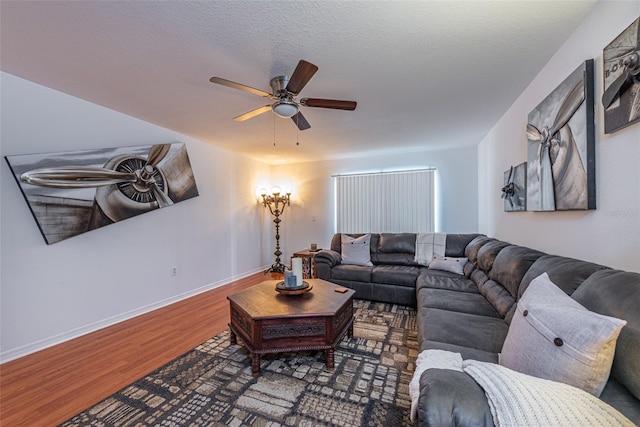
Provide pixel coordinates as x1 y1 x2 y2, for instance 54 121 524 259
489 245 545 299
419 288 501 318
416 270 480 294
469 268 490 289
428 256 467 275
371 283 417 307
476 240 511 273
445 233 483 257
374 252 421 266
500 273 626 397
518 255 608 299
373 233 421 266
464 235 493 265
417 307 509 354
477 279 516 320
341 233 373 266
420 340 498 363
331 264 373 282
371 265 420 287
377 233 416 253
572 269 640 401
463 262 475 277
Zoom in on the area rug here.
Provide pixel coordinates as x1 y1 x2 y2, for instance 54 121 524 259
60 300 418 427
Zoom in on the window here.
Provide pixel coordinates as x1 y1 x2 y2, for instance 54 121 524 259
334 169 435 233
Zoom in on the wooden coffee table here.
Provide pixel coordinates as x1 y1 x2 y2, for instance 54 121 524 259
227 278 355 375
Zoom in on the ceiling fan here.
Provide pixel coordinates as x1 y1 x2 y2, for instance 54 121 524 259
209 60 357 131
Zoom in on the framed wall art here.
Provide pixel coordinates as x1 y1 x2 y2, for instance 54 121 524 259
526 59 595 212
502 162 526 212
602 17 640 134
5 142 199 244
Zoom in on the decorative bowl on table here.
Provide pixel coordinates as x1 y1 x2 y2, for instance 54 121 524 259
275 280 313 295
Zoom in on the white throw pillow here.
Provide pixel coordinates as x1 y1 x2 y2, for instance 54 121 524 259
500 273 626 396
427 256 468 275
340 234 373 266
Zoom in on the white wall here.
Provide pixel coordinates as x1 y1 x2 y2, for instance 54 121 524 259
0 73 271 362
271 145 478 260
478 0 640 273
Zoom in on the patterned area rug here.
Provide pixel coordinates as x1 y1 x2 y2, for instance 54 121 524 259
60 300 418 427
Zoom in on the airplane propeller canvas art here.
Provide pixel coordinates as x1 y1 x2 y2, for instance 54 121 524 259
526 60 595 212
602 17 640 134
5 143 199 244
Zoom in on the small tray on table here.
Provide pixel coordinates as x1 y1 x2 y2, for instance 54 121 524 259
275 281 313 295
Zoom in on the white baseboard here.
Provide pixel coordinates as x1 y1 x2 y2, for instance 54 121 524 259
0 266 268 364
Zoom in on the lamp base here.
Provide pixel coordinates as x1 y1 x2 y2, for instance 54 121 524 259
265 262 286 274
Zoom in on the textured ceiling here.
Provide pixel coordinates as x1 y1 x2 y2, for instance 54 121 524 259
1 1 596 164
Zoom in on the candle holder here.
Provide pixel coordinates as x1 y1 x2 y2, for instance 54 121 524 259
260 186 291 274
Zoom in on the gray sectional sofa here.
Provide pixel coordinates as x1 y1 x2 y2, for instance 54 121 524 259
314 233 640 426
315 233 480 307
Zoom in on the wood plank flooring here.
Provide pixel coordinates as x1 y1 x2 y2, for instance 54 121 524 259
0 272 273 427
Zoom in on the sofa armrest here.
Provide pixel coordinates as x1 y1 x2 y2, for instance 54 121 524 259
418 368 494 427
314 249 341 280
314 249 341 267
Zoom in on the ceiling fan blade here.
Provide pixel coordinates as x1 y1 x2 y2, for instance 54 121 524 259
602 71 629 109
291 111 311 130
21 166 136 188
550 79 584 135
301 98 357 110
145 144 171 168
209 77 271 98
286 60 318 94
233 105 272 121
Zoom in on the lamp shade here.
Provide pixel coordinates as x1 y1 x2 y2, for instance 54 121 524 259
272 101 298 118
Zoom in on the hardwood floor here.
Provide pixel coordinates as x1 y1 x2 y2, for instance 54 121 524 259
0 272 273 427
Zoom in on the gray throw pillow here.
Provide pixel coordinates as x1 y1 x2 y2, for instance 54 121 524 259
500 273 626 396
427 256 468 275
341 234 373 266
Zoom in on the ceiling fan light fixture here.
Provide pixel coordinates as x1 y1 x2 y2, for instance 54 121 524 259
272 101 298 118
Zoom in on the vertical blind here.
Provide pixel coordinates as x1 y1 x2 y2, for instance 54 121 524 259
334 169 435 233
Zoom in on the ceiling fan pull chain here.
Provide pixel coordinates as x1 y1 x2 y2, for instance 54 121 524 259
296 115 300 146
273 113 276 147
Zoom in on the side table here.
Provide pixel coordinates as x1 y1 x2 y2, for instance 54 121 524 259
292 249 320 278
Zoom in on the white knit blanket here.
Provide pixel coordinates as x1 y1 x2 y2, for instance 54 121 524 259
464 360 635 427
414 232 446 265
410 350 635 426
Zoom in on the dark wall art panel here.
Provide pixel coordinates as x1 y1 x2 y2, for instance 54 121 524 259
5 143 199 244
526 60 595 212
502 162 526 212
602 17 640 134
